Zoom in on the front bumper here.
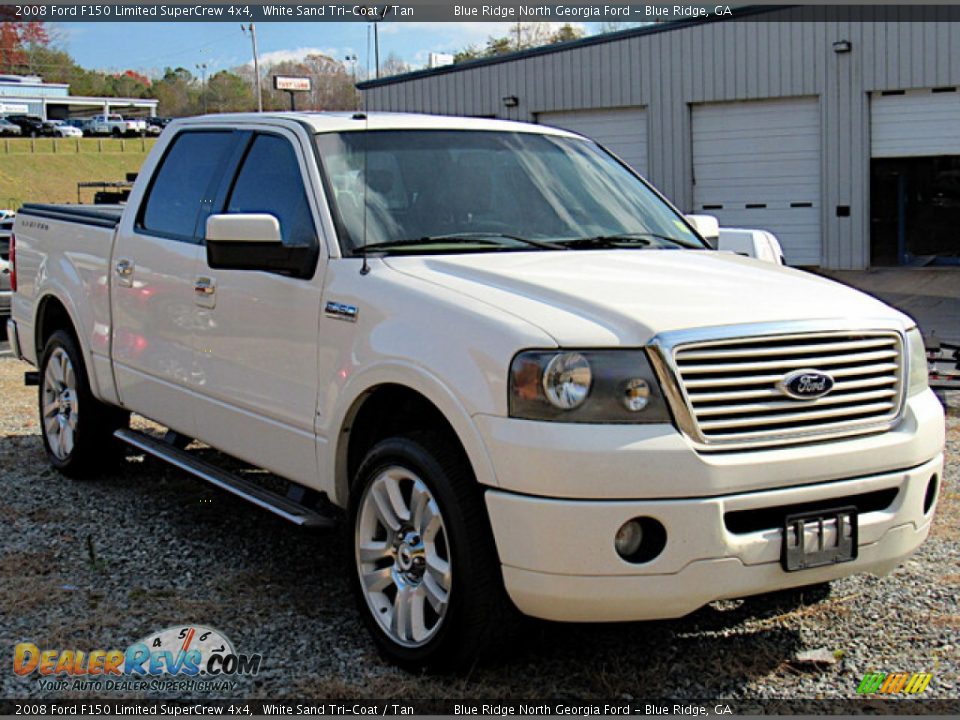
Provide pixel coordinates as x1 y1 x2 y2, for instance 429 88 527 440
486 454 942 622
0 290 9 317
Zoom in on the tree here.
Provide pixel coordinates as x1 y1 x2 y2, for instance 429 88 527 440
251 52 358 112
550 24 585 44
151 66 200 117
379 52 410 78
456 22 585 62
206 70 254 113
485 36 514 56
453 45 483 63
0 21 48 72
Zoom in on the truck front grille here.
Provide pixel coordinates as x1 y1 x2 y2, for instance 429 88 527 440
663 329 905 448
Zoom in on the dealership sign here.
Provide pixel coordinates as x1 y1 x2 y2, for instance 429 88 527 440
273 76 311 92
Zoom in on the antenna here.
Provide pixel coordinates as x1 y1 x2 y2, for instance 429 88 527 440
360 112 370 275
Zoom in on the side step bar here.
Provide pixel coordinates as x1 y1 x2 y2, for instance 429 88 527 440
114 428 337 528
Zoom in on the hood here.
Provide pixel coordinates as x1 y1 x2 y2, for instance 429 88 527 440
383 250 910 346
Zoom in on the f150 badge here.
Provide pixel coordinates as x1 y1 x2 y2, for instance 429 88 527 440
779 369 834 399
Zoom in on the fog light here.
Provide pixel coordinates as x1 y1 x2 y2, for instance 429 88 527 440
615 520 644 558
622 378 650 412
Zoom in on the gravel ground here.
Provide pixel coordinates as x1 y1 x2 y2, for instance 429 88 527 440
0 344 957 701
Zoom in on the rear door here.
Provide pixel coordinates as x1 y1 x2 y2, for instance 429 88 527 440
192 128 326 487
111 129 240 437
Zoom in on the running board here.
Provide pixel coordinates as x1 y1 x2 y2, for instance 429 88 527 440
114 428 337 528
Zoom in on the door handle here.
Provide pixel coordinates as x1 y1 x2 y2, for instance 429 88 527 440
115 258 134 287
194 276 216 308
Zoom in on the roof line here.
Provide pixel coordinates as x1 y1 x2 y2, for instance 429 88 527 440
356 5 789 90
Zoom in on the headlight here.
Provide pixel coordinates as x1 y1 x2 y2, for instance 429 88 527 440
509 349 671 423
541 352 591 409
906 327 929 396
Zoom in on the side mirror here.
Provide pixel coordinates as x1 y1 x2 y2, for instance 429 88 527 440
684 214 720 249
205 213 317 279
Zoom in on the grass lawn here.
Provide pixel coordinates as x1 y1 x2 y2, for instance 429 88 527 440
0 137 157 209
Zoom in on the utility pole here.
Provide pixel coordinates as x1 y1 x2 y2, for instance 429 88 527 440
374 21 380 79
195 63 208 114
242 23 263 112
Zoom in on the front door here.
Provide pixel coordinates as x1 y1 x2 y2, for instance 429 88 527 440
192 129 326 487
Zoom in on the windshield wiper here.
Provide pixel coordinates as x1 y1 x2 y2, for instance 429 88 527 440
560 232 700 249
356 232 568 254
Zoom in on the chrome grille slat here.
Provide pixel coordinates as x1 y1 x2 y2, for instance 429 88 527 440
677 337 894 360
678 349 899 374
689 375 897 402
667 329 904 448
682 362 899 388
694 388 898 417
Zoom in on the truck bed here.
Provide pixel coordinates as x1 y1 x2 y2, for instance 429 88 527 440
19 203 123 229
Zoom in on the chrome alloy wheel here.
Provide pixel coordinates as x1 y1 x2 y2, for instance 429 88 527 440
42 347 79 460
356 466 452 648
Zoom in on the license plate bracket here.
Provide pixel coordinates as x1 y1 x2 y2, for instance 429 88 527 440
781 506 858 572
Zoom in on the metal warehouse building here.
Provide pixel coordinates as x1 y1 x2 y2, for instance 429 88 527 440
358 7 960 270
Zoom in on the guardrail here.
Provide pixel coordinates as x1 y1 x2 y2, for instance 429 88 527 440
0 137 156 154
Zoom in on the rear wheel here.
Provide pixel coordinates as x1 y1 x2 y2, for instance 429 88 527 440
349 432 518 671
39 330 128 477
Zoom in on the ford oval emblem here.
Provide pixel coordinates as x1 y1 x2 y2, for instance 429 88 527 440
779 369 835 400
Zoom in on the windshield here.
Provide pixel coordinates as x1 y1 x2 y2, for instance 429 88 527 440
315 130 705 255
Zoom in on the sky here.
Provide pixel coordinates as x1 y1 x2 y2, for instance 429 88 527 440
52 21 630 78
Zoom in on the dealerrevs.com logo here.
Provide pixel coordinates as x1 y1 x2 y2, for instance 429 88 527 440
13 625 262 692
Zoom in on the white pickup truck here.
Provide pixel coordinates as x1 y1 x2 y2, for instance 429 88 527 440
7 113 944 670
84 113 147 137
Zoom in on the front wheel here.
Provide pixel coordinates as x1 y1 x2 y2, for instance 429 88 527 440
349 432 518 671
39 330 128 477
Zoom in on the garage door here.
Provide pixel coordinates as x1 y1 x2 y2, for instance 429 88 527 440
872 88 960 157
539 107 648 176
692 97 821 266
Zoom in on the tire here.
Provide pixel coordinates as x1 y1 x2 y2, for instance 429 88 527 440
348 431 518 672
39 330 129 478
112 128 121 138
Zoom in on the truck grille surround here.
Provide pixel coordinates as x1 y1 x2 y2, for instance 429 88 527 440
649 323 907 450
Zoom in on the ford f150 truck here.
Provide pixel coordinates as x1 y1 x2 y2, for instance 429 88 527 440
7 113 945 670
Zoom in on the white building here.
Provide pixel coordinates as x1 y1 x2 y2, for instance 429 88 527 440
0 74 158 121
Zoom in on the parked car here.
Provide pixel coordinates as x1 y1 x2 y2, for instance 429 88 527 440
7 113 945 671
6 115 45 137
84 114 147 137
685 214 787 265
0 118 22 136
43 119 83 138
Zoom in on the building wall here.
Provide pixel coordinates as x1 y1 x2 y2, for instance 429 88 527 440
360 7 960 269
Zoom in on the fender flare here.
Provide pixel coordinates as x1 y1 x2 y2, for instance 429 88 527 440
326 361 499 507
32 287 106 402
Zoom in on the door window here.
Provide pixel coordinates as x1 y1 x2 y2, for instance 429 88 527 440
140 131 236 241
226 134 316 247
